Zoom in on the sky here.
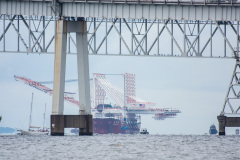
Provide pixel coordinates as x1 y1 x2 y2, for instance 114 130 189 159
0 52 238 135
0 18 239 135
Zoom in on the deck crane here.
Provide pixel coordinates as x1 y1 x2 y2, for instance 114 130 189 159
14 75 80 106
14 75 181 120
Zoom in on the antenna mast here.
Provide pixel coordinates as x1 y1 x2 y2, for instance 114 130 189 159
29 93 34 131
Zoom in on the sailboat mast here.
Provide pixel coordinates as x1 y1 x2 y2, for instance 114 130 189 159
29 93 34 131
43 103 46 130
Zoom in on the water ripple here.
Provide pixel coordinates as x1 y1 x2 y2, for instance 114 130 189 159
0 134 240 160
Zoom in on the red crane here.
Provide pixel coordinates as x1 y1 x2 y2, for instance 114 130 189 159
14 75 80 106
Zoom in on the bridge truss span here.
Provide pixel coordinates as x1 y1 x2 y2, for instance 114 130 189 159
86 18 240 58
0 15 56 54
0 0 240 58
0 16 240 59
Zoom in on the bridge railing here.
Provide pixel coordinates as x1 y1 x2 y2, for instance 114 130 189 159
2 0 240 6
58 0 240 5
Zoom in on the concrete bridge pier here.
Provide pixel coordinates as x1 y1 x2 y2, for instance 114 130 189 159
217 115 226 135
51 19 93 136
217 115 240 135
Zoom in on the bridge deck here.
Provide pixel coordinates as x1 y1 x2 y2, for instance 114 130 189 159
12 0 240 6
1 0 240 21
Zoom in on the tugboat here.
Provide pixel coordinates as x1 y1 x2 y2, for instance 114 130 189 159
209 124 218 135
140 128 149 134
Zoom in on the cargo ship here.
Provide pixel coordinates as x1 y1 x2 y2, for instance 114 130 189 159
71 104 180 134
92 104 124 134
71 104 141 134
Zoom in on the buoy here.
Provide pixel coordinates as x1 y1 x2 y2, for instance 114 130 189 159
117 144 120 147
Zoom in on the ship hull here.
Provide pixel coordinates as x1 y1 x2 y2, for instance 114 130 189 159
71 117 141 134
93 118 122 134
122 113 141 134
19 130 49 135
122 122 141 134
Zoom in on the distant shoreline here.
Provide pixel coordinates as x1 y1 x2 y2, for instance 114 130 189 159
0 127 16 134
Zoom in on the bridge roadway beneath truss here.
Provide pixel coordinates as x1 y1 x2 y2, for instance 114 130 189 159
1 0 240 21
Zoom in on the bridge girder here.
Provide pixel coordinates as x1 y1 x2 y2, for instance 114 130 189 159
1 0 240 21
0 15 240 59
2 0 240 25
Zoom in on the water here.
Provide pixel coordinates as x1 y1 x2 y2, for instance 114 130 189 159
0 134 240 160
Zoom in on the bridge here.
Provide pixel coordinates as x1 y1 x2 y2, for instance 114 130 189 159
1 0 240 135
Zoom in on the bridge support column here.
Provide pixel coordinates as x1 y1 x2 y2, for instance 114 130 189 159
51 19 92 136
52 20 67 115
76 20 91 115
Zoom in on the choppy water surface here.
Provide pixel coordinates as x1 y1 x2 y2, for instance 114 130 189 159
0 134 239 160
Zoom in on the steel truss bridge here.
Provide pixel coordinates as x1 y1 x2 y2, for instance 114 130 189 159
1 15 240 58
0 0 240 135
1 0 240 58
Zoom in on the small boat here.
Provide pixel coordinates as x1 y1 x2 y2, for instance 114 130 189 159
209 124 218 135
140 128 149 134
19 93 49 135
236 129 239 135
19 127 49 135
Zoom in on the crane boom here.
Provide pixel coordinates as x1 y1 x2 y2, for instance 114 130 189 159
14 75 79 106
14 75 181 117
